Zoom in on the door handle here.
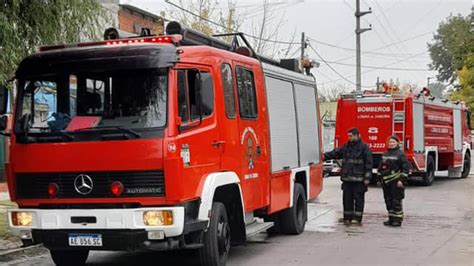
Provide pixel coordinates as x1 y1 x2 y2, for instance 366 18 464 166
212 140 226 147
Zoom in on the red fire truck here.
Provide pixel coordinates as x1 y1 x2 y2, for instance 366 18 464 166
0 22 323 265
334 88 472 186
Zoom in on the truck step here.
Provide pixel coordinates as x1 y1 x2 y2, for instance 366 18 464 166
245 221 274 238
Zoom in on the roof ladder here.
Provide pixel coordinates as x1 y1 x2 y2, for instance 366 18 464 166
392 98 406 149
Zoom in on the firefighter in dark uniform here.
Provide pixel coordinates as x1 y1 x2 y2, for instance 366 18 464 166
324 128 373 225
377 136 410 227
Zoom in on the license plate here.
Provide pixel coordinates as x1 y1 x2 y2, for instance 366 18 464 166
68 234 103 247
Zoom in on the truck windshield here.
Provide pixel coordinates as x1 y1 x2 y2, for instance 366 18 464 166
15 68 167 138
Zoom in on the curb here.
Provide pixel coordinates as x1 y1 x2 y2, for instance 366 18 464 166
0 244 48 263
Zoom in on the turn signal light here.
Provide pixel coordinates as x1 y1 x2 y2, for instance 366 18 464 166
143 210 173 226
48 183 59 198
111 181 124 197
11 211 33 226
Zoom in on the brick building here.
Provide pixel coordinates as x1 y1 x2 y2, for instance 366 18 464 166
99 0 165 36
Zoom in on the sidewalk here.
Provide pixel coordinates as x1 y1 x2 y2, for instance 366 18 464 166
0 182 9 201
0 182 22 256
0 182 7 193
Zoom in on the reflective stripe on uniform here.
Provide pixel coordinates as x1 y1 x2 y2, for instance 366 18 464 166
388 211 404 218
383 171 401 183
354 211 363 217
342 176 365 182
382 156 398 160
344 158 364 164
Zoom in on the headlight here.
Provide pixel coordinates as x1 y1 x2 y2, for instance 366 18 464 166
143 210 173 226
11 211 33 226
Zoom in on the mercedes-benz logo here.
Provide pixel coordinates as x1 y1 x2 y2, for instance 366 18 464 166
74 174 94 195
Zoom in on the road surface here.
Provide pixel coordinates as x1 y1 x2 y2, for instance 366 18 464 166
7 164 474 265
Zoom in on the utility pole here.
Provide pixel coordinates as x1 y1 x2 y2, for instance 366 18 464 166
300 32 306 73
355 0 371 91
427 76 433 88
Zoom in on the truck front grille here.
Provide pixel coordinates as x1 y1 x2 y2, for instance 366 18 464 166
16 171 165 199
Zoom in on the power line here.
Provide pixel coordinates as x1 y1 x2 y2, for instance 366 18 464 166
307 36 430 57
346 0 424 82
371 0 426 81
323 60 430 71
165 0 434 59
164 0 434 84
317 50 432 86
308 44 365 87
320 30 433 66
165 0 299 45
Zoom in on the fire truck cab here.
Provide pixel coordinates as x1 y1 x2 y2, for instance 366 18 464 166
334 89 472 186
0 22 323 266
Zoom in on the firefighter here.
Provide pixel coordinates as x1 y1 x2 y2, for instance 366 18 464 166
324 128 373 225
377 136 409 227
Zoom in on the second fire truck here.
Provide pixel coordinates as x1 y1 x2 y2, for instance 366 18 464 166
334 86 472 186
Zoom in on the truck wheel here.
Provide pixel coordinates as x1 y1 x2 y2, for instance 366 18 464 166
50 249 89 266
278 183 307 235
199 202 230 266
422 155 435 186
461 153 471 179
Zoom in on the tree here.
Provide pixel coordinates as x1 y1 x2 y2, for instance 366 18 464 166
428 14 473 84
450 53 474 124
165 0 243 41
319 84 350 102
165 0 295 59
0 0 105 84
428 82 447 98
248 0 297 58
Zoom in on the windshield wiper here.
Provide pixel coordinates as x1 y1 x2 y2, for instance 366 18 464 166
54 130 74 141
76 126 141 138
28 127 74 141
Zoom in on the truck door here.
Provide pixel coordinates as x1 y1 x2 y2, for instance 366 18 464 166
233 63 269 211
217 63 241 177
176 67 221 195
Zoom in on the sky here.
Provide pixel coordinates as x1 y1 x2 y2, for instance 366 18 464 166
123 0 472 91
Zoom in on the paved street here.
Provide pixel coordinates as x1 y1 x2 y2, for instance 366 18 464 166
6 160 473 266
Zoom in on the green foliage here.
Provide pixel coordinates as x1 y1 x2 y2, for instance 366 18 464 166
0 0 105 84
451 53 474 124
428 14 473 84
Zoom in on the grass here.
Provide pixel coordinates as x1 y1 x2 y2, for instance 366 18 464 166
0 200 17 239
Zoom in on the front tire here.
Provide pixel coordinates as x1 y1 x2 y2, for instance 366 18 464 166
422 155 435 186
461 153 471 179
199 202 231 266
50 249 89 266
278 183 307 235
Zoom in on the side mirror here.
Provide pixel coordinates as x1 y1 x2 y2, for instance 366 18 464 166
0 115 7 131
0 85 8 115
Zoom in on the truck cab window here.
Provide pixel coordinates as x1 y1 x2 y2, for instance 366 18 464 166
177 69 214 123
236 67 257 119
221 64 236 118
16 68 168 136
